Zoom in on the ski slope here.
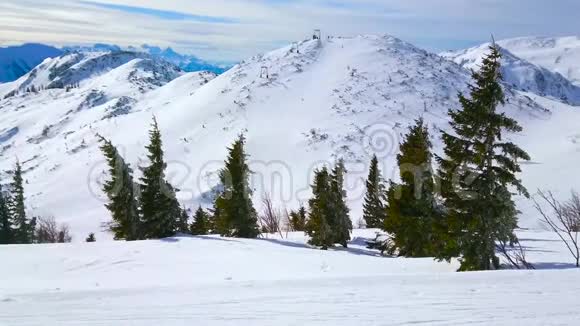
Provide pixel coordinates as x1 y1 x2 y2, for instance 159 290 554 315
0 229 579 325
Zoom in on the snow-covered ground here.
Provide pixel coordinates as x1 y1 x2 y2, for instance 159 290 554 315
0 229 579 325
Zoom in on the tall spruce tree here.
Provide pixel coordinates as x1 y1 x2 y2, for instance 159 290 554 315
98 135 141 241
0 183 12 244
329 160 352 247
191 206 211 235
214 135 259 238
362 155 387 228
384 118 440 257
139 117 181 239
9 162 33 243
436 45 530 271
305 167 333 249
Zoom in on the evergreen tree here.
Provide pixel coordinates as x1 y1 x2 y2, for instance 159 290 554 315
214 135 259 238
191 206 211 235
329 160 352 247
436 45 530 271
176 207 190 234
362 155 386 228
384 118 440 257
9 162 33 243
139 117 181 239
212 195 230 236
0 183 12 244
86 233 96 242
289 205 307 231
98 135 141 241
305 167 333 249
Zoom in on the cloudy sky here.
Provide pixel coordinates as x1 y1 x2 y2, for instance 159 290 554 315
1 0 579 62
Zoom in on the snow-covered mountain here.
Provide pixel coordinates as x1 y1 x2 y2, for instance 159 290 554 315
0 44 63 83
0 43 228 84
0 51 183 99
441 44 580 105
498 36 580 86
64 44 232 74
0 34 577 239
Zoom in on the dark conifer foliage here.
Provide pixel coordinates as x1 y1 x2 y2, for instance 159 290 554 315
0 183 12 244
191 206 211 235
305 167 333 249
306 161 352 249
214 135 260 238
362 155 386 229
9 162 34 244
176 207 190 234
139 117 182 239
86 233 96 242
436 45 530 271
98 135 141 241
329 160 352 247
384 118 440 257
289 205 307 232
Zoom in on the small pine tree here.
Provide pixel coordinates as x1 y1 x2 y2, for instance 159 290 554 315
98 135 141 241
191 206 211 235
362 155 387 229
384 118 440 257
86 233 96 242
139 117 180 239
0 183 12 244
436 45 530 271
9 162 33 244
214 135 259 238
329 160 352 247
289 205 307 231
305 167 333 249
176 207 190 234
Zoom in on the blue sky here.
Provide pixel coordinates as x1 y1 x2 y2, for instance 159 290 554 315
1 0 579 62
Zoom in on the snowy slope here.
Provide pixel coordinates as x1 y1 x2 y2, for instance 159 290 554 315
498 36 580 86
0 34 577 239
0 229 579 325
0 44 62 83
441 44 580 105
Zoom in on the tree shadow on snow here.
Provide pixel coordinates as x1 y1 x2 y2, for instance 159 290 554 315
258 236 383 257
160 234 243 243
532 262 579 270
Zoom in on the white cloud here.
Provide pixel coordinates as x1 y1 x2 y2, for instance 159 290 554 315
0 0 579 61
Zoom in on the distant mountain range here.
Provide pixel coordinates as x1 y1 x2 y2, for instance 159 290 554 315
0 43 232 83
0 44 63 83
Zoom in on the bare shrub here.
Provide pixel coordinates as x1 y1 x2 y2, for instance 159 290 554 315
533 190 580 267
36 216 72 243
497 239 534 270
259 194 283 237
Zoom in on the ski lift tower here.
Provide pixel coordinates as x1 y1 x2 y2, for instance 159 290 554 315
313 29 321 40
260 66 269 79
291 42 300 54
